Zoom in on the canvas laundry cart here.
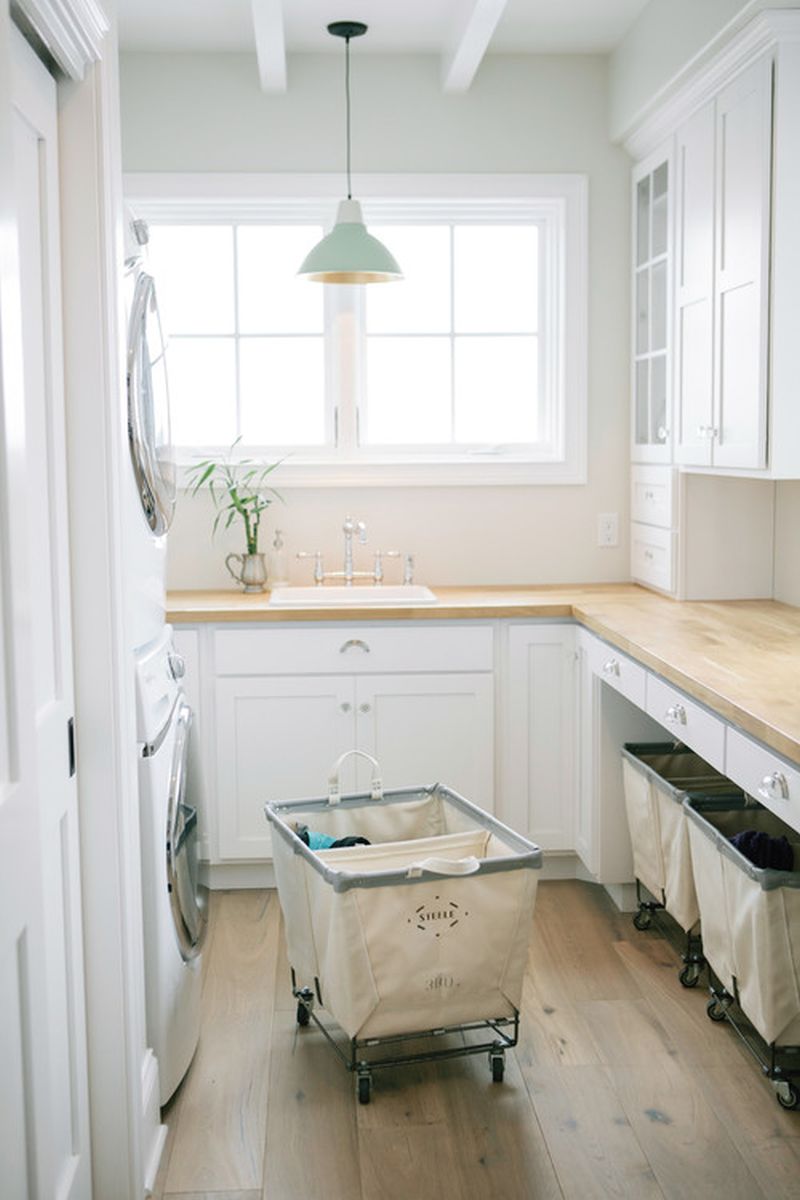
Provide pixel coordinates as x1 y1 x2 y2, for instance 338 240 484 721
684 796 800 1109
621 742 744 986
265 751 542 1103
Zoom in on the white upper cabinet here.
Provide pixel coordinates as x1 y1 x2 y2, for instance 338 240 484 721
672 59 771 470
713 58 771 470
630 12 800 479
632 144 673 464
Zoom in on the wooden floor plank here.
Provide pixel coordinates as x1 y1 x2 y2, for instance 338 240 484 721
578 997 679 1068
261 1005 363 1200
164 890 279 1194
518 1063 664 1200
530 882 644 1004
164 1192 261 1200
519 965 605 1069
431 1047 564 1200
609 1058 771 1200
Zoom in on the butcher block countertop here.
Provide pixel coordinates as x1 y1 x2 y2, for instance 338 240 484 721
167 584 800 764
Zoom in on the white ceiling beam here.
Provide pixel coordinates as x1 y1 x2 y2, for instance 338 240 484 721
441 0 508 93
251 0 287 92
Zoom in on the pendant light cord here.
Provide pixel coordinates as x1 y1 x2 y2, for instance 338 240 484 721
345 35 352 200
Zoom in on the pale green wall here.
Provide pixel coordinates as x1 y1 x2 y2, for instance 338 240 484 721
120 51 632 590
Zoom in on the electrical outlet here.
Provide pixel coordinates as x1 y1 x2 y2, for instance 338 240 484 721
598 512 619 547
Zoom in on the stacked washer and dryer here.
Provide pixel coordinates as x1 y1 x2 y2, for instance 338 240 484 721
125 212 206 1104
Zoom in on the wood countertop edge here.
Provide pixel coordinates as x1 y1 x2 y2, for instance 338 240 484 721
167 588 800 766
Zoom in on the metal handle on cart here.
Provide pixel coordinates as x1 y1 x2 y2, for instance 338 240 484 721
327 749 383 805
406 856 481 878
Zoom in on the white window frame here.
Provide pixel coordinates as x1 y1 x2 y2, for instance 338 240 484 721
125 173 588 486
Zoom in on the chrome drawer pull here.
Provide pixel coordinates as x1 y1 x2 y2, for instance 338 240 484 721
665 703 687 726
340 638 370 654
340 702 352 713
757 771 790 802
602 659 620 677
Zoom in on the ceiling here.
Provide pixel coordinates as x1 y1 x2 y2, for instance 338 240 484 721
118 0 650 90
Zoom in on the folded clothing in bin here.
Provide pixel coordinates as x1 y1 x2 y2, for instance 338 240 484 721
266 783 542 1042
684 798 800 1046
621 742 743 932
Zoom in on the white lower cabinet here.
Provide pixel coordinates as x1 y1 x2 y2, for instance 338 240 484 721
211 624 494 861
502 625 575 851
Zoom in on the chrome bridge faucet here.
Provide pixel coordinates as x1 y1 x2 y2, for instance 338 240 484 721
296 517 414 587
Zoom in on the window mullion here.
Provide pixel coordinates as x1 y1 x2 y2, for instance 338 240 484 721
232 224 242 439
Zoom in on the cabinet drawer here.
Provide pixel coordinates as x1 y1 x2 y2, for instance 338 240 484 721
631 522 675 592
726 728 800 833
586 635 646 707
631 466 675 529
215 624 494 676
645 674 726 771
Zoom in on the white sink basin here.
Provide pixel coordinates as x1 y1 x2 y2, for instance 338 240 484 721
269 584 438 607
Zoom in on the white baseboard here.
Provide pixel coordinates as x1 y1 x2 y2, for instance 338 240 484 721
603 881 638 912
141 1049 167 1198
200 860 276 890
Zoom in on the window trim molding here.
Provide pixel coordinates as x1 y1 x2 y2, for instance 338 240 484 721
125 172 588 487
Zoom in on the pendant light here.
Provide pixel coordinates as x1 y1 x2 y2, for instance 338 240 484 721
298 21 402 284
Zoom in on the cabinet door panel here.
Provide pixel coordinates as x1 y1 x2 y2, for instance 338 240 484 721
504 627 575 850
714 57 771 469
216 676 353 859
355 674 494 813
674 101 714 466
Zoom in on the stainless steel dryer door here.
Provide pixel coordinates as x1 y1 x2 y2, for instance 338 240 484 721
127 271 176 535
167 702 208 961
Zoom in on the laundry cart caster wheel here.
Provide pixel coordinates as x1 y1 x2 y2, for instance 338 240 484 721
775 1081 799 1110
296 1000 311 1026
357 1073 372 1105
706 998 728 1023
633 909 652 931
679 963 701 988
490 1051 505 1084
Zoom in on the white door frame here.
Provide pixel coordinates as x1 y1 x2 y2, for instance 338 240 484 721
5 1 160 1195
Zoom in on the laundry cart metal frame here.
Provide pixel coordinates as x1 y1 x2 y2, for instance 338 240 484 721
265 762 541 1104
291 968 520 1104
621 741 746 988
705 964 800 1110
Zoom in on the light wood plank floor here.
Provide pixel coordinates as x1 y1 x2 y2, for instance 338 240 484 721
152 882 800 1200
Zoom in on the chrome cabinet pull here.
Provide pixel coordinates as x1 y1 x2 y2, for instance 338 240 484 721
359 702 371 714
340 638 370 654
665 703 687 726
340 702 352 713
757 771 790 802
602 659 620 677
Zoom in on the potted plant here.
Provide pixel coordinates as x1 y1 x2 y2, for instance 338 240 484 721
187 440 282 592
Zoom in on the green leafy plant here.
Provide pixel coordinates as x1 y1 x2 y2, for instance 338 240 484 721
187 440 282 555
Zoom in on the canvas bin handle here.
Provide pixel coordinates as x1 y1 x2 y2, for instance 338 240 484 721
327 749 383 805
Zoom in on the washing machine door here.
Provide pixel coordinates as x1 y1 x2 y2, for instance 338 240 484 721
167 702 208 960
127 271 176 535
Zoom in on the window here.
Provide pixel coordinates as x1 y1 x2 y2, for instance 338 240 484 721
132 175 587 484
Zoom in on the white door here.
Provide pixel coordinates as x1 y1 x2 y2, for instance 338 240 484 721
674 101 715 467
215 674 354 859
713 57 772 470
503 625 575 850
0 28 90 1200
356 673 494 812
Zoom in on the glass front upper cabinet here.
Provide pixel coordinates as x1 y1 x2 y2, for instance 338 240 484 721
632 145 672 463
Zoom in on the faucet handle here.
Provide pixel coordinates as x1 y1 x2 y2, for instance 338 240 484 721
403 554 415 585
296 550 324 584
343 515 367 544
373 549 400 584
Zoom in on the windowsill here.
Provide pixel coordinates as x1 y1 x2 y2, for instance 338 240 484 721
177 456 587 488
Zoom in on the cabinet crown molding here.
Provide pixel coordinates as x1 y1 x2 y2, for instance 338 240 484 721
13 0 108 80
624 9 800 161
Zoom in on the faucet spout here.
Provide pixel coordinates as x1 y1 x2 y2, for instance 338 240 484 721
342 516 367 584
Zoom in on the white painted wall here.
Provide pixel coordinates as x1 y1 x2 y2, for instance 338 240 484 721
120 52 631 591
774 482 800 606
609 0 800 141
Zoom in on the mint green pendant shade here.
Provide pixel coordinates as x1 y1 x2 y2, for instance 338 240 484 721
298 199 402 284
